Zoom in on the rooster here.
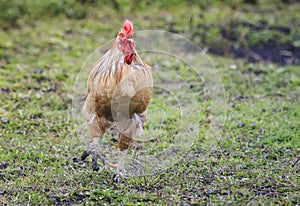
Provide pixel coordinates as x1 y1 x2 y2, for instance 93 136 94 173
81 20 153 180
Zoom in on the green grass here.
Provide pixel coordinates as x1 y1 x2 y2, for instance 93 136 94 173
1 1 300 205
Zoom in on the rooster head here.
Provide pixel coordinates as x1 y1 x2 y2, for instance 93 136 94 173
116 20 135 65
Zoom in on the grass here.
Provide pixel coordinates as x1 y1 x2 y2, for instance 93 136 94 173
0 0 300 205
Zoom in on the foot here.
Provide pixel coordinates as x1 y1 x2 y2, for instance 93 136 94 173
80 149 106 171
113 166 127 183
81 150 90 161
113 149 127 183
92 156 100 171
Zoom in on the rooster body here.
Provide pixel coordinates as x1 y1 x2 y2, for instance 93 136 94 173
81 20 152 179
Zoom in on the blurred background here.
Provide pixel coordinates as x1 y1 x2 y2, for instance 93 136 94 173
1 0 299 65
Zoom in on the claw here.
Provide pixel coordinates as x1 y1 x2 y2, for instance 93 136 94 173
81 150 90 161
113 169 127 183
92 157 100 171
114 175 121 184
80 148 106 171
91 151 105 171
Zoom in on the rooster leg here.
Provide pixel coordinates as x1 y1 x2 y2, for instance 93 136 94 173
114 133 132 182
81 150 105 171
114 149 127 183
81 136 106 171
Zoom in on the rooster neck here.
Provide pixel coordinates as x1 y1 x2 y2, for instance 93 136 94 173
91 45 144 87
110 46 134 85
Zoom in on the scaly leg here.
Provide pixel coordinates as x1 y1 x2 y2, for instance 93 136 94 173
114 133 132 182
81 136 106 171
114 149 127 182
80 150 101 171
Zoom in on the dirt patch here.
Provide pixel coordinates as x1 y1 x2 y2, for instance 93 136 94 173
188 21 300 65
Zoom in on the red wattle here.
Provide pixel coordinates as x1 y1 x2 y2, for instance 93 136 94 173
125 54 133 65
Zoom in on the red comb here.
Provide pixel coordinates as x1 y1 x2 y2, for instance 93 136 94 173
122 20 134 37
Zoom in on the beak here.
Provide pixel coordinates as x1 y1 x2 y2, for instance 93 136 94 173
127 38 134 43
